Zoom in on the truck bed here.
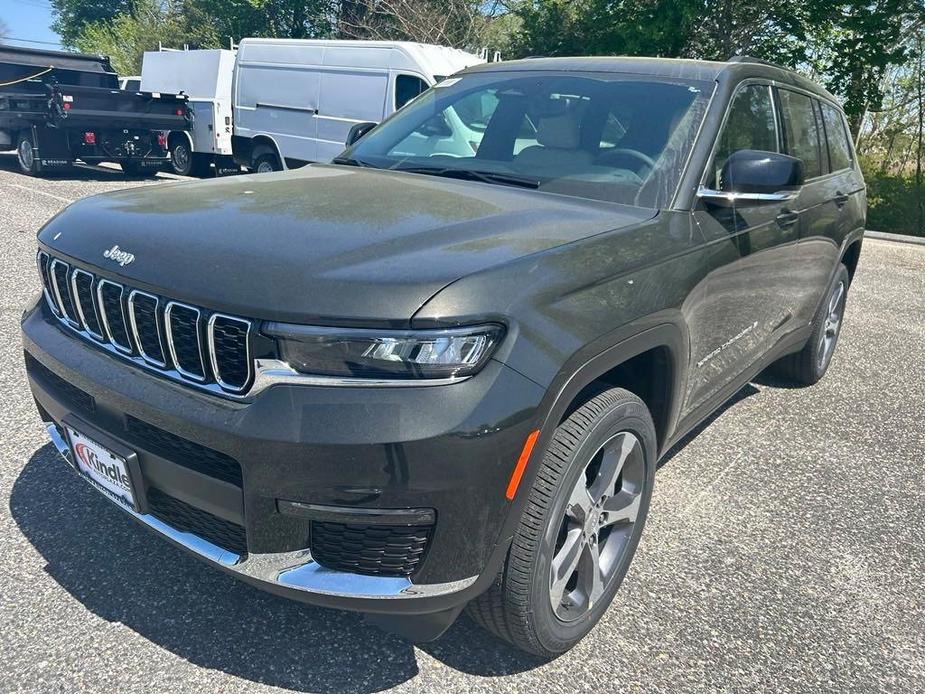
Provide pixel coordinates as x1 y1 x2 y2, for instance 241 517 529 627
0 82 189 132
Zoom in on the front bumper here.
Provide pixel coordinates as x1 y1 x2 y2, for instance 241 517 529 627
44 419 476 601
23 299 544 616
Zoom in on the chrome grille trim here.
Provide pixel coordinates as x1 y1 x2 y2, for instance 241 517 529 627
208 314 253 393
70 268 105 340
49 259 80 327
38 254 255 400
96 279 133 354
164 301 207 382
127 290 168 368
36 251 60 317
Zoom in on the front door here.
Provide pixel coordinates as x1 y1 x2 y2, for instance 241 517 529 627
685 83 801 412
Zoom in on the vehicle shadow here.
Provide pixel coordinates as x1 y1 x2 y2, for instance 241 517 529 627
657 383 761 468
0 152 172 181
10 445 542 692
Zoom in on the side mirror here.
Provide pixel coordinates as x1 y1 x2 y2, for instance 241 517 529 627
345 122 377 147
699 150 804 206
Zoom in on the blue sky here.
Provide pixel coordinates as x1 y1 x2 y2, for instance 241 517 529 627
2 0 62 48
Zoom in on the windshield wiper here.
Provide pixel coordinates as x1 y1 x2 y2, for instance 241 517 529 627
393 165 540 190
331 156 377 168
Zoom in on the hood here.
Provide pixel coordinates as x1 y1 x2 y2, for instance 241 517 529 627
39 164 656 324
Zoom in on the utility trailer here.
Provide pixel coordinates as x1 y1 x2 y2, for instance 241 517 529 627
140 49 237 177
0 46 191 176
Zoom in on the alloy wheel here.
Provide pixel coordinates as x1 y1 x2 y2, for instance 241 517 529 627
18 139 34 170
173 143 190 172
549 431 645 622
818 280 845 370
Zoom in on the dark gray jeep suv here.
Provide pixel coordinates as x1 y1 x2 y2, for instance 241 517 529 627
22 56 865 657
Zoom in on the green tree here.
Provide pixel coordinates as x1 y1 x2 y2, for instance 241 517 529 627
187 0 335 43
72 0 208 74
806 1 922 137
50 0 133 46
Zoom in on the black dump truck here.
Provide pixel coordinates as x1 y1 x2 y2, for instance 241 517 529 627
0 45 191 176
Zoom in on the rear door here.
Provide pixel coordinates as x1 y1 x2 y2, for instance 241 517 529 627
775 88 841 326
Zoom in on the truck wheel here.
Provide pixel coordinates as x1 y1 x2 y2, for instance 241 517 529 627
16 133 40 176
468 387 656 658
770 264 850 386
252 151 281 173
169 138 194 176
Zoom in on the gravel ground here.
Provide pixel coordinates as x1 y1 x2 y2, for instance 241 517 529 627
1 154 923 693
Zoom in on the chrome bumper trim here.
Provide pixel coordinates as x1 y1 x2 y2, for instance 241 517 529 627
44 421 476 600
45 421 71 463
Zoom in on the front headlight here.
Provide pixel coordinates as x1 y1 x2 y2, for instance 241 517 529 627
263 323 504 380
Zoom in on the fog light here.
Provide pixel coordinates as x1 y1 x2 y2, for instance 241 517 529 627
156 132 167 148
83 131 96 145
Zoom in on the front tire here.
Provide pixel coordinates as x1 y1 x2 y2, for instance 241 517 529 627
468 387 656 657
771 264 850 385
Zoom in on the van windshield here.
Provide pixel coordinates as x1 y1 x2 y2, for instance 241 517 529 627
342 70 713 208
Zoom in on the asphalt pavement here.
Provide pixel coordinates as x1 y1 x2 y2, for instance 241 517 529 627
0 154 923 693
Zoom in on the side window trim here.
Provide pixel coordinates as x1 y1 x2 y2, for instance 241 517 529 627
768 84 782 154
772 87 788 154
813 98 831 175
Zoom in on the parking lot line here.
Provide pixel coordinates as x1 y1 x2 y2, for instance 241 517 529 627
0 181 74 204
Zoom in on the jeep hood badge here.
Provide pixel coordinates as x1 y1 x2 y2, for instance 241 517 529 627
103 244 135 267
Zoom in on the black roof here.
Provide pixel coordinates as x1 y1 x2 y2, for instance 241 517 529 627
465 56 838 105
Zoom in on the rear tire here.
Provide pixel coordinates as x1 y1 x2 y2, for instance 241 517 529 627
170 138 210 177
770 264 850 386
16 132 40 176
467 387 656 657
252 151 281 173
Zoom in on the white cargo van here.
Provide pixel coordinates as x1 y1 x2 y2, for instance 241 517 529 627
231 39 485 172
141 49 237 176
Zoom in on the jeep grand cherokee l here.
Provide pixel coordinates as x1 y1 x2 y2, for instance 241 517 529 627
22 57 865 657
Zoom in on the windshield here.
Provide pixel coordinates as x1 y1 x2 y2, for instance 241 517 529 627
343 70 713 208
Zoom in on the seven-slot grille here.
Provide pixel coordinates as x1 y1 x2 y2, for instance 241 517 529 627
37 251 253 396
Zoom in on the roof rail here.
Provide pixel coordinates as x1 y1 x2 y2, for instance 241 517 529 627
728 55 788 70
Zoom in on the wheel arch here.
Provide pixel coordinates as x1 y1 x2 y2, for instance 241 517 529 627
841 236 863 283
167 130 193 151
538 323 689 456
250 135 285 169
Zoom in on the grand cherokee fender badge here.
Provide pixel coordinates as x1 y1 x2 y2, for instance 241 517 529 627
103 244 135 267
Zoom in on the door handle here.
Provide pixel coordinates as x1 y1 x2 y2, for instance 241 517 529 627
833 192 849 209
776 210 799 229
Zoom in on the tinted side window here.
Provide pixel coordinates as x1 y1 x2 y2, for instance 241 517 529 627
779 89 823 178
820 102 853 171
396 75 428 110
709 85 777 187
